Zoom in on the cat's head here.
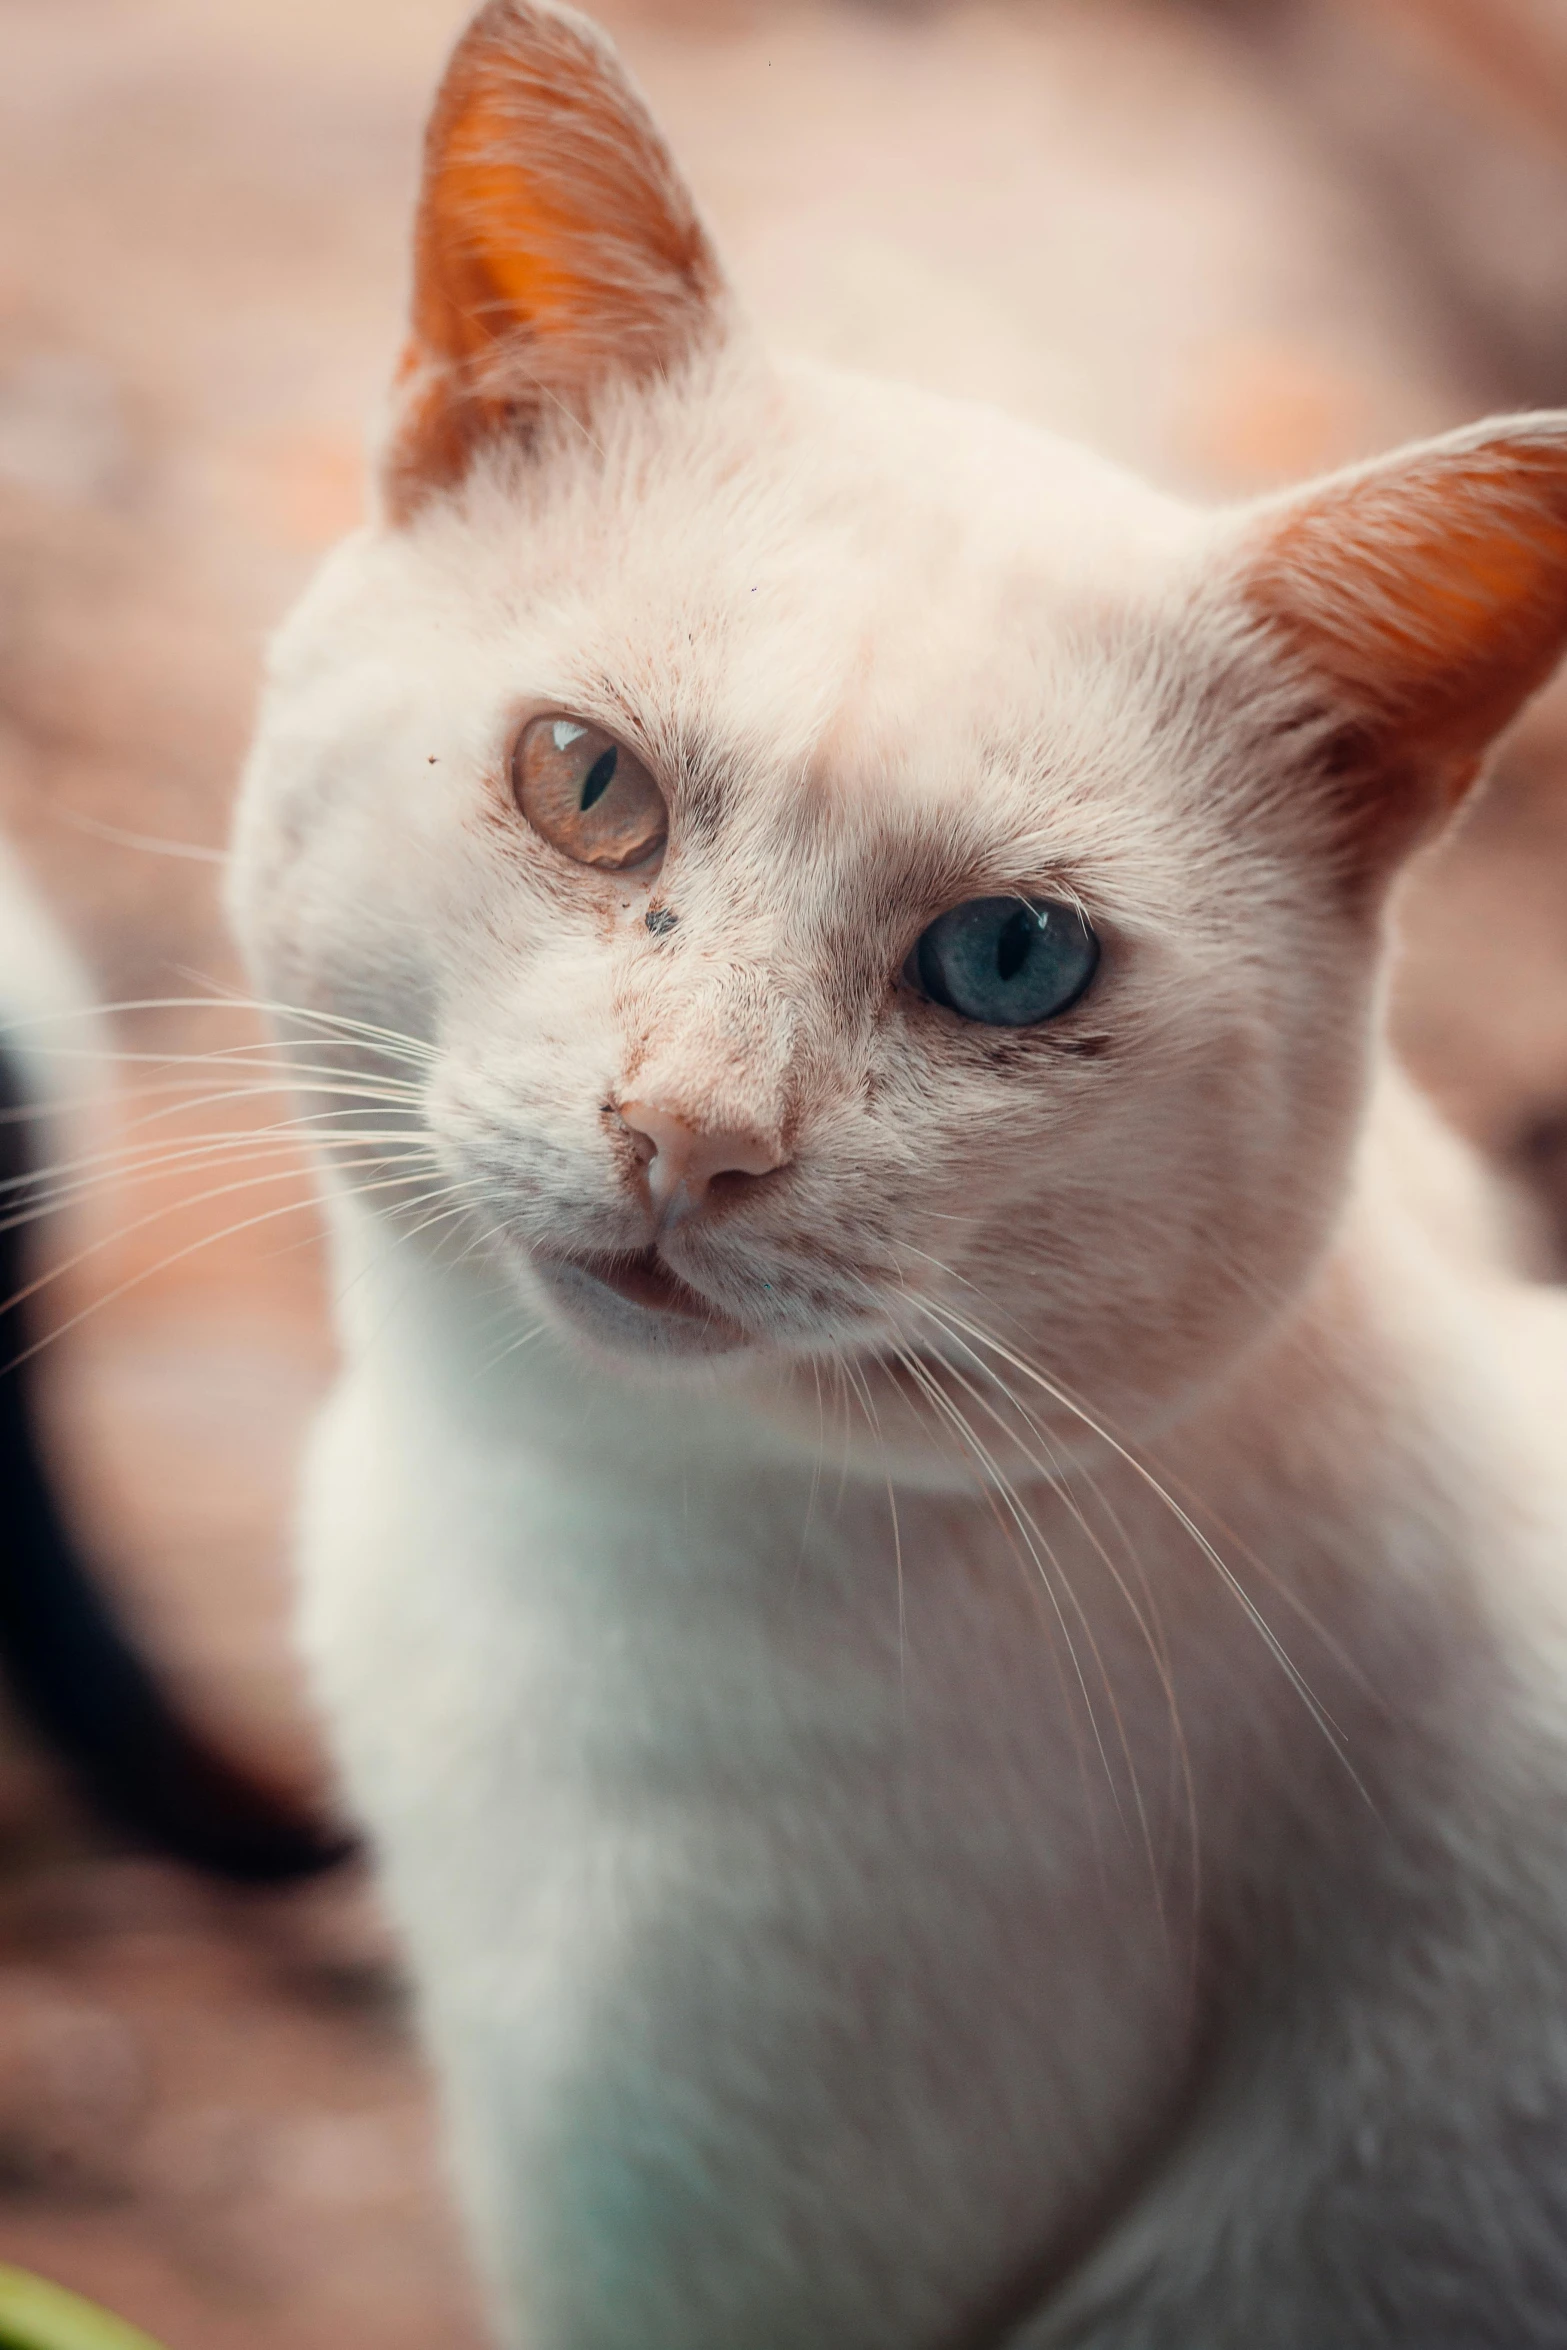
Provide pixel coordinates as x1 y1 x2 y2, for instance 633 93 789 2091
233 0 1567 1455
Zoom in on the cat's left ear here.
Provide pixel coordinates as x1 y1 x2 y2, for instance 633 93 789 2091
1232 413 1567 877
382 0 728 520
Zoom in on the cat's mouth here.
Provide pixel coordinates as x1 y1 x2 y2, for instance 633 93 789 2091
529 1246 755 1359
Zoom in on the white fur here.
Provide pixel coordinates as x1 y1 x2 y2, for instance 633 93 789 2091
0 839 95 1119
232 12 1567 2341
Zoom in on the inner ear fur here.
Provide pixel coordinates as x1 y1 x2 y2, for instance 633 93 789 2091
1240 412 1567 865
384 0 727 519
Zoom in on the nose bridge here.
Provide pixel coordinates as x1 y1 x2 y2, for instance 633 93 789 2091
626 956 796 1144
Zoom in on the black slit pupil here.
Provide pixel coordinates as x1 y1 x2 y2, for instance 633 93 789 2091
996 906 1038 984
907 893 1098 1027
579 746 618 811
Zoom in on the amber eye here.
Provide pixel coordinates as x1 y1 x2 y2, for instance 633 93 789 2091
511 714 667 872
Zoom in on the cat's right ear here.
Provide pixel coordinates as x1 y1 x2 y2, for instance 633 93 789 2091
382 1 728 520
1230 413 1567 884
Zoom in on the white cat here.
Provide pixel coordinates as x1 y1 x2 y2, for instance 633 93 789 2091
233 4 1567 2341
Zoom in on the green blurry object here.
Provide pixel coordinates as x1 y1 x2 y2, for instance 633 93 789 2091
0 2266 167 2350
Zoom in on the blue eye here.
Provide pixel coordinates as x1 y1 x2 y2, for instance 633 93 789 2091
907 895 1099 1027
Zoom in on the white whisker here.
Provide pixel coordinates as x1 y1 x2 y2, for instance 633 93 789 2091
908 1290 1366 1803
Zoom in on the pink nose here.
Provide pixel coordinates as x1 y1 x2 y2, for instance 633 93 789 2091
618 1099 786 1223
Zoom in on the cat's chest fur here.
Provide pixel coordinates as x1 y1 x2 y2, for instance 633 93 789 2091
292 1188 1562 2350
302 1221 1219 2345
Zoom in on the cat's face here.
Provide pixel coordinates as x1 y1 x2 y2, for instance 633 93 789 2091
237 357 1372 1439
232 0 1567 1454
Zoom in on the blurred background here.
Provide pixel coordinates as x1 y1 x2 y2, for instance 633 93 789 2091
2 0 1567 2340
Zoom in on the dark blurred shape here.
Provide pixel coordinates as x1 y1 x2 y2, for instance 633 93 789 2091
0 1045 351 1885
1517 1110 1567 1270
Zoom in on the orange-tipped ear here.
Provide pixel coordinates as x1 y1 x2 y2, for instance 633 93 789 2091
383 0 727 519
1241 413 1567 865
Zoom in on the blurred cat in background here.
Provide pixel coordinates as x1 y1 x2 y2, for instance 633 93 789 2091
233 4 1567 2342
0 839 343 1884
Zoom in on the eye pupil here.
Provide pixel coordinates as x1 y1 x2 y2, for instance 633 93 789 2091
907 895 1098 1028
512 715 667 872
995 906 1038 984
579 745 618 811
